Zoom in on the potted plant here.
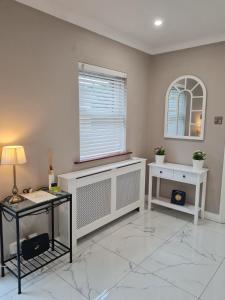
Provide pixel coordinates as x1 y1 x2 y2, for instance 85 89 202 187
192 150 206 169
154 146 166 164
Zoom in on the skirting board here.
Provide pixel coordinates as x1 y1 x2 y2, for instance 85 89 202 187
204 211 221 223
145 195 221 223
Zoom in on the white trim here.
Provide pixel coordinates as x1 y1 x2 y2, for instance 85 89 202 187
150 34 225 55
204 211 221 223
164 135 204 140
219 146 225 223
78 62 127 78
164 75 206 141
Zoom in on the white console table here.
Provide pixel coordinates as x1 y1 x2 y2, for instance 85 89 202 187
148 162 208 225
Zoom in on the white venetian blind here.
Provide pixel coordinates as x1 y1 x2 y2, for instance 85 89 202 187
79 63 127 160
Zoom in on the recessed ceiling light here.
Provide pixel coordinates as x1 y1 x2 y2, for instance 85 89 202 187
154 19 163 27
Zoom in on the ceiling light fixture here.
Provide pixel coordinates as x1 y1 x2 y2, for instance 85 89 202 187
154 19 163 27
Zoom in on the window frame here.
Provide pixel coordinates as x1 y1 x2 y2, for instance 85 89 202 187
78 62 128 162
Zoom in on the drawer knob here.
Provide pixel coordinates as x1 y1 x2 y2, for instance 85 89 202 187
160 171 163 174
183 175 186 178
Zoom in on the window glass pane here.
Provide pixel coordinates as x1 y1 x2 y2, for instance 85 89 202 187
79 65 127 160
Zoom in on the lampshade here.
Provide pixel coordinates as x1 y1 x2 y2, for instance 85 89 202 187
1 146 27 165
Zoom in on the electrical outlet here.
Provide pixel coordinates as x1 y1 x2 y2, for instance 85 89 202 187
214 116 223 125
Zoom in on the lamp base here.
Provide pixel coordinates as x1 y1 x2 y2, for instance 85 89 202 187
9 194 24 204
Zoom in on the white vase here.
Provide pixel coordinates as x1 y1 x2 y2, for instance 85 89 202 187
155 155 165 164
192 159 204 170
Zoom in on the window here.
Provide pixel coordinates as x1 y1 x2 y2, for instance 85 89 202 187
79 63 127 160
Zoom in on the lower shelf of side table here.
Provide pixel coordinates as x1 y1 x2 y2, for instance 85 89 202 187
4 239 70 279
151 197 201 215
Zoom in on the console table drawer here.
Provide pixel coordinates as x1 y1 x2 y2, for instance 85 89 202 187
173 170 197 184
151 166 173 179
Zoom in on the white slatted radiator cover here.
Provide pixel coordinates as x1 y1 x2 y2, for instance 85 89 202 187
77 179 111 228
116 170 140 210
58 158 146 248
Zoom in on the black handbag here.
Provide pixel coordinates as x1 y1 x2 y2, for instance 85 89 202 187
21 233 50 260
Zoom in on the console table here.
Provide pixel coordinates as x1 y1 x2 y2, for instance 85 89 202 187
148 162 208 225
0 191 72 294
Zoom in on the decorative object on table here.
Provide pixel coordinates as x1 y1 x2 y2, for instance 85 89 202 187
48 164 56 190
154 146 166 164
1 145 27 204
192 150 206 169
21 233 50 260
23 190 56 203
49 183 61 193
171 190 186 206
23 188 33 194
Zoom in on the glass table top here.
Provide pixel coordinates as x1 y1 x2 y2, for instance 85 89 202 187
0 191 71 214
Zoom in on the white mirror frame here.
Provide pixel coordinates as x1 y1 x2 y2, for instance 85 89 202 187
164 75 207 140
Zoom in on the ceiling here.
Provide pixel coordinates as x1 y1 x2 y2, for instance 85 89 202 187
15 0 225 54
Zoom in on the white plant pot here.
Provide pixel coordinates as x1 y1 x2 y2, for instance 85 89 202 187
192 159 204 170
155 155 165 164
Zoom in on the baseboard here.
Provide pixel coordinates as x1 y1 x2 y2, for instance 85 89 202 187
204 211 221 223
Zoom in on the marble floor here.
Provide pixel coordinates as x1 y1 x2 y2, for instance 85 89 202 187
2 208 225 299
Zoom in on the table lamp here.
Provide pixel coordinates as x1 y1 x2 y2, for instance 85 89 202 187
1 145 27 204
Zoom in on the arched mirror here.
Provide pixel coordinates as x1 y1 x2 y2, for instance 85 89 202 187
164 75 206 140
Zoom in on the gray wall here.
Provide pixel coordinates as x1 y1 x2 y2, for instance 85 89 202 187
0 0 151 254
148 43 225 213
0 0 151 199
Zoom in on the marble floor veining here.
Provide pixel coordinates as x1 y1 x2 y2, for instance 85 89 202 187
2 208 225 299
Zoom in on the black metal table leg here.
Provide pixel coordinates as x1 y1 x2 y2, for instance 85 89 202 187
0 207 5 277
0 193 72 294
69 196 72 263
51 202 54 251
16 216 21 294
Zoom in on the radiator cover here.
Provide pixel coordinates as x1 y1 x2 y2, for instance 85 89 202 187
77 179 111 229
116 170 141 210
58 158 146 248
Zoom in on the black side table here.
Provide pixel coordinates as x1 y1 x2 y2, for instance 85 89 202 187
0 191 72 294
